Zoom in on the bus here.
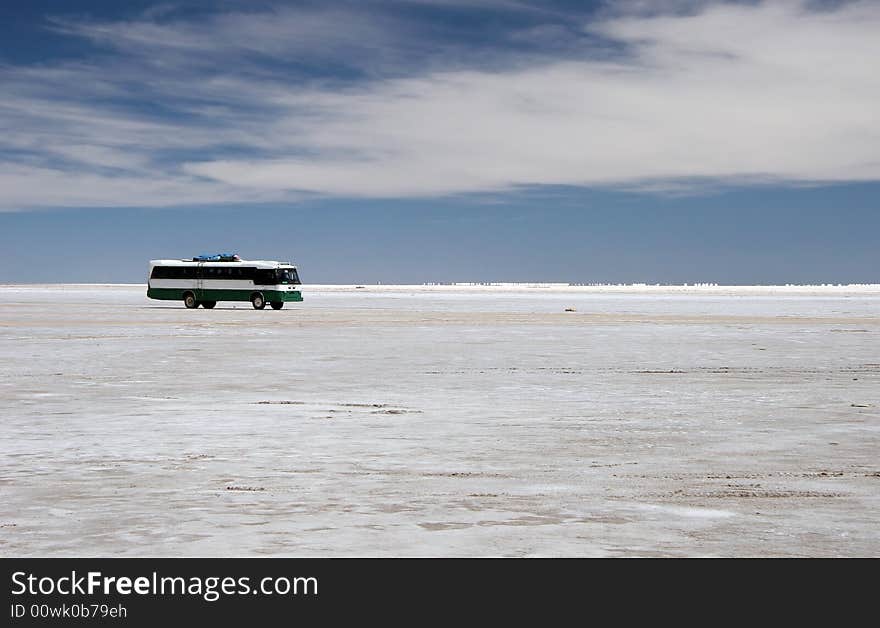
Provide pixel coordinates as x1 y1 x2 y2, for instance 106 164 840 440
147 254 303 309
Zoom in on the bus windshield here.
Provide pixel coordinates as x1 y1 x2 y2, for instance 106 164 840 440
277 268 300 284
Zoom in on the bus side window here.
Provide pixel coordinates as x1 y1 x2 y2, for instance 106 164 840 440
254 269 274 285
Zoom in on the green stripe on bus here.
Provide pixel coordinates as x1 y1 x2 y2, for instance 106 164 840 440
147 288 303 302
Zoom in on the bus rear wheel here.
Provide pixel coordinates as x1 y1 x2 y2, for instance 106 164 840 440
183 292 198 309
270 302 284 310
251 293 266 310
201 301 217 309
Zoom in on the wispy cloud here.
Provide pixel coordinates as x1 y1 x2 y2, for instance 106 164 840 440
1 0 878 209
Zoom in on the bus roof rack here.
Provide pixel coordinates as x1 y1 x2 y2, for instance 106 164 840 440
192 253 240 262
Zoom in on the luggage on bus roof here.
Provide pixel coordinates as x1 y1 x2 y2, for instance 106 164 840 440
192 253 240 262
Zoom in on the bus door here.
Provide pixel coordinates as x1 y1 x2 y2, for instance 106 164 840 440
196 262 205 301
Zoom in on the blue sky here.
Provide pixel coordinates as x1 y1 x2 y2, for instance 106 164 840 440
1 0 878 283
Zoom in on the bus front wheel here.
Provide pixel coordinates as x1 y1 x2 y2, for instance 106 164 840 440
201 301 216 309
183 292 198 309
270 302 284 310
251 293 266 310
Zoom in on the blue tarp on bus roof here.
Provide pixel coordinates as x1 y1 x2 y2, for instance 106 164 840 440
193 253 239 261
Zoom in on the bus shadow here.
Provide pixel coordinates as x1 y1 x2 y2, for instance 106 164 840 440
143 306 283 310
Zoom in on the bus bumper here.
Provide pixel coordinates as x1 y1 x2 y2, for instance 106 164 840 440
266 289 304 302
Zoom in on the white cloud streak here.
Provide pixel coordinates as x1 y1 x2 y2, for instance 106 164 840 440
2 0 879 209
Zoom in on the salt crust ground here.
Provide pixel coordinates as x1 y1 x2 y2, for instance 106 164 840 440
1 284 878 556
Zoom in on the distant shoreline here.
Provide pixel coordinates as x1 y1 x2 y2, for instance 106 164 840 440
2 283 879 296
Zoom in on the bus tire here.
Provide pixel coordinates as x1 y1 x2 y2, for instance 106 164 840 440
183 292 198 309
201 301 217 309
270 302 284 310
251 293 266 310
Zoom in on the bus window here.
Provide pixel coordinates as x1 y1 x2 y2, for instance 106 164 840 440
253 269 275 285
150 265 223 280
276 269 300 284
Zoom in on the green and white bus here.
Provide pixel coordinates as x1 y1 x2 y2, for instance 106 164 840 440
147 254 303 309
